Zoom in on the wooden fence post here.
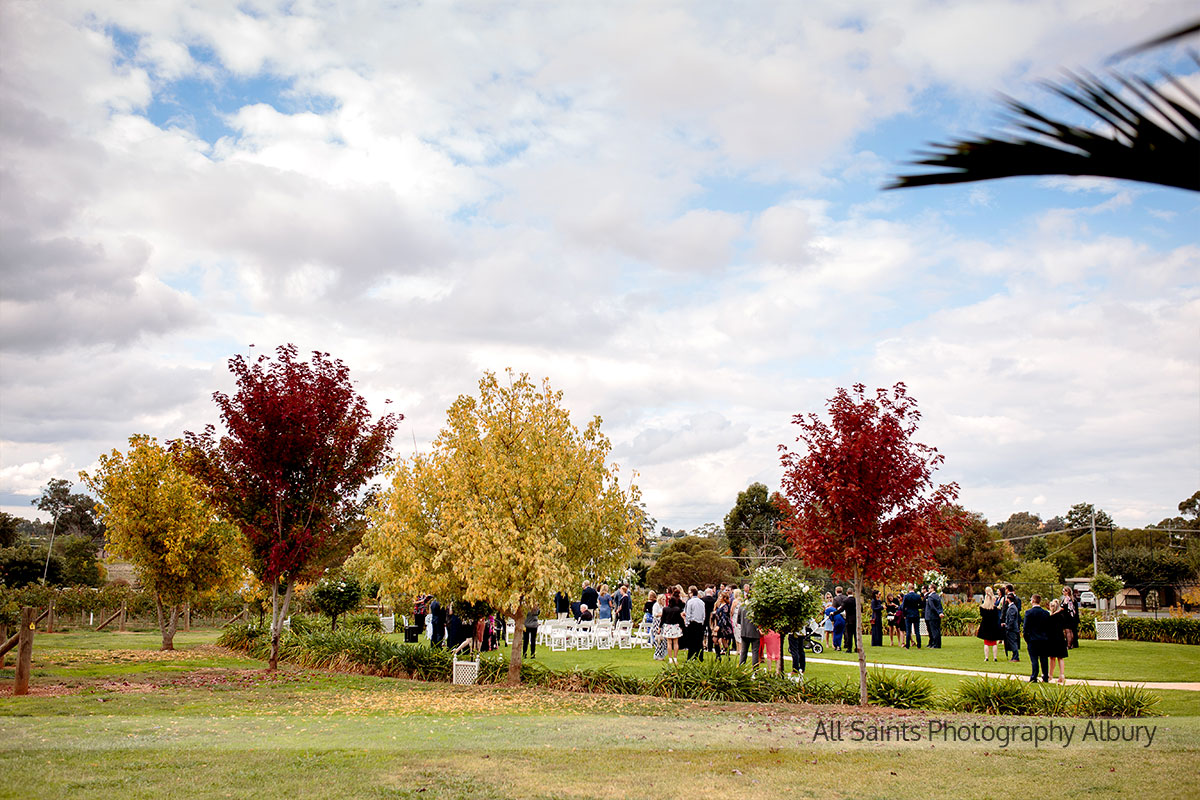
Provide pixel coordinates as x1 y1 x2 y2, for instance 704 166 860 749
0 623 6 669
184 602 191 632
119 600 127 632
14 607 34 696
46 597 55 633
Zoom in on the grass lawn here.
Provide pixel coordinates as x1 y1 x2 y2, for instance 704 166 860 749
808 632 1200 683
3 629 1200 799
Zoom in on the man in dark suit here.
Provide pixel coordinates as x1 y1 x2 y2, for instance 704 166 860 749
924 586 945 648
554 590 570 620
1023 594 1051 682
429 596 445 648
841 590 857 652
902 585 922 648
1002 586 1022 661
580 581 599 616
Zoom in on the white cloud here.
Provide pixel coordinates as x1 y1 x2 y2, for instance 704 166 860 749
1 0 1196 534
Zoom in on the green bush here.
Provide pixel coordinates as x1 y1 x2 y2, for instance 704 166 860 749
1073 684 1162 718
1076 612 1200 645
950 676 1162 717
646 658 801 702
951 677 1037 715
941 603 981 636
867 670 937 709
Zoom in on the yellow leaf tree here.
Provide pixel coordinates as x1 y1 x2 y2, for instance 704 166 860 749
360 370 642 683
81 435 243 650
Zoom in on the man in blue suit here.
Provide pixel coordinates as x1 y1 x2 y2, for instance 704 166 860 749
902 584 923 649
924 586 945 648
1023 594 1051 682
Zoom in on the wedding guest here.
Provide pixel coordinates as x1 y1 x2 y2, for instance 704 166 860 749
1047 598 1070 685
977 586 1003 662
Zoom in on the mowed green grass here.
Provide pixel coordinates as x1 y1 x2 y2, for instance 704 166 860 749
3 630 1200 799
808 630 1200 682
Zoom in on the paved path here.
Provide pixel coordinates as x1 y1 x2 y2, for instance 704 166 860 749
806 656 1200 691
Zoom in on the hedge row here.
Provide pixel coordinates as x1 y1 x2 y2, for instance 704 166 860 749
216 623 1161 716
937 604 1200 646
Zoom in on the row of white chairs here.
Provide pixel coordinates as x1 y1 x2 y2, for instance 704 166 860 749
539 619 655 651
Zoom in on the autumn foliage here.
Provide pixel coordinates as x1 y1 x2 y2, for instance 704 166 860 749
778 383 965 702
81 434 241 650
180 344 399 669
361 370 640 684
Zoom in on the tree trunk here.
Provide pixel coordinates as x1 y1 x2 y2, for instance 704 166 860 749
507 601 524 685
268 578 295 671
854 567 868 706
183 602 191 632
154 592 178 650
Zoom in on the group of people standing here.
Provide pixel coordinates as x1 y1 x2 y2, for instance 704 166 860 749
820 587 858 651
976 584 1078 683
877 584 945 649
554 582 634 624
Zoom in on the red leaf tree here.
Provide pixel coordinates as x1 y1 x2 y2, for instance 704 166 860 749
778 382 965 704
180 344 400 670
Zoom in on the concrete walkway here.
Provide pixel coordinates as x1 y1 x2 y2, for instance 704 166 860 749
806 656 1200 691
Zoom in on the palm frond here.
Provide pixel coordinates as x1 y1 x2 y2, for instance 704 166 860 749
888 33 1200 192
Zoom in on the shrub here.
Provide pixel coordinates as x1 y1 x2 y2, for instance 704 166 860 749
941 603 981 636
795 677 854 705
343 612 384 632
867 670 937 709
646 659 792 702
1073 684 1162 718
951 676 1036 715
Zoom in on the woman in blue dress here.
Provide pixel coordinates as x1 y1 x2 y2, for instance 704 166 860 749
598 584 613 621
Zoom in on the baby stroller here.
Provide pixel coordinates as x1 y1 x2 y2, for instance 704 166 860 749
799 623 824 654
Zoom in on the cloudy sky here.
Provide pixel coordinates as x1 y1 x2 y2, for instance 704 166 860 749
2 1 1197 532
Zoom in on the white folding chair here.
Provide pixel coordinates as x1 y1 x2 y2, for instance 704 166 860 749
594 620 613 649
576 621 594 650
614 620 633 649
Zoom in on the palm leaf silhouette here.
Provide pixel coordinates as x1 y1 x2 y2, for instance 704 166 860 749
888 22 1200 192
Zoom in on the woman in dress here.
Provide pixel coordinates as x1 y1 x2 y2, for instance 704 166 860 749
977 585 1003 662
870 590 884 647
886 594 901 646
658 587 685 665
1047 598 1069 684
1060 586 1078 650
730 588 744 655
652 592 667 660
598 584 613 621
822 593 835 645
713 590 734 659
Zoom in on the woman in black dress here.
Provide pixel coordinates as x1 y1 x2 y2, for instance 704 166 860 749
885 595 901 646
1047 598 1070 684
977 586 1003 662
870 590 884 647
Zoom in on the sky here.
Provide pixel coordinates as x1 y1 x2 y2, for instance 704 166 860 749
1 1 1197 532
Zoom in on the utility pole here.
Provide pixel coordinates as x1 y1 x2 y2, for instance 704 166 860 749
1091 508 1098 577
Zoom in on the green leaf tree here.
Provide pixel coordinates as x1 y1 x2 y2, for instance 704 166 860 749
645 536 740 590
81 435 243 650
310 573 363 631
723 482 787 568
1091 573 1125 620
934 511 1013 595
1009 559 1061 605
1065 503 1115 533
360 370 641 684
745 565 822 675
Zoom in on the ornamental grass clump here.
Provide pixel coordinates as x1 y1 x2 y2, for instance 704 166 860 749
951 676 1037 716
648 658 769 702
866 670 937 709
1074 684 1162 718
